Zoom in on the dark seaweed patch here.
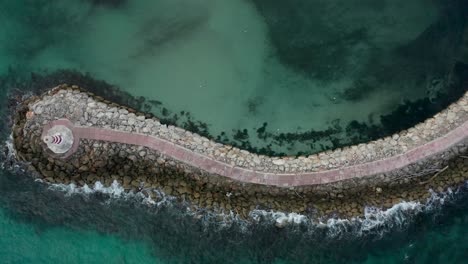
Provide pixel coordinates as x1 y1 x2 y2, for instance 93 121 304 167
85 0 126 8
1 61 466 157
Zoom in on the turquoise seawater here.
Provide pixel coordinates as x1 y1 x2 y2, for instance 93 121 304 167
0 208 157 264
0 0 467 155
1 0 468 263
0 166 467 263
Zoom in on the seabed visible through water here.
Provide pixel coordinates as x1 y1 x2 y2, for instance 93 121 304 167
1 0 467 155
0 0 467 263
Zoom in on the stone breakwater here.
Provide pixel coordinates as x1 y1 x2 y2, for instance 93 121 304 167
11 85 468 220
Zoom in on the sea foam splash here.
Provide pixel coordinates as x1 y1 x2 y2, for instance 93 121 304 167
4 135 16 159
47 180 175 207
49 181 125 197
1 135 19 171
41 178 468 238
249 183 467 238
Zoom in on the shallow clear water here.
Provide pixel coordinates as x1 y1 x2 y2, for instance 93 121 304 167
1 1 468 263
1 0 467 154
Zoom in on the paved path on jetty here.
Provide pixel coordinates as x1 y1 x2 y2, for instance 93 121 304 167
42 119 468 187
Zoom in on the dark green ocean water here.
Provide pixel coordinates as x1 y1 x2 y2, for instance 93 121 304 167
1 0 467 155
1 0 467 263
0 166 467 263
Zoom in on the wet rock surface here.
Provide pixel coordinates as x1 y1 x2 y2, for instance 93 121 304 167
10 84 468 221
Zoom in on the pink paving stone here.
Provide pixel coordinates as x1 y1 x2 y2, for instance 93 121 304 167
168 145 183 157
210 163 223 175
241 170 257 183
277 177 292 186
397 154 409 167
290 176 302 186
218 164 232 176
226 166 234 176
182 152 195 163
336 172 347 182
223 165 233 175
146 139 158 150
166 146 179 159
189 153 203 167
174 148 186 160
230 167 242 178
318 171 336 184
200 157 216 171
132 135 148 146
207 159 222 172
262 173 278 181
162 144 177 157
41 118 468 187
341 167 357 180
255 173 268 185
223 165 233 176
154 140 168 152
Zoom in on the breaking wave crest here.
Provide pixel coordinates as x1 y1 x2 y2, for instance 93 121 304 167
249 184 467 238
1 136 20 171
47 180 176 207
45 179 468 239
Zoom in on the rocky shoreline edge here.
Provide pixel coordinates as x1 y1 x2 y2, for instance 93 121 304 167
10 84 468 224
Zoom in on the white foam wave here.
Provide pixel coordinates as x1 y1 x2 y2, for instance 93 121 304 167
49 180 123 197
47 180 176 207
323 200 424 238
4 135 16 159
250 210 308 228
1 135 20 171
360 201 422 231
248 186 467 237
44 178 467 237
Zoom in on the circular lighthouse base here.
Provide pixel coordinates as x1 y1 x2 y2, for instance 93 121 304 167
42 125 74 154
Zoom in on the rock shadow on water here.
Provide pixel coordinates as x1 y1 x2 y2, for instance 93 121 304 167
1 158 468 263
1 62 467 157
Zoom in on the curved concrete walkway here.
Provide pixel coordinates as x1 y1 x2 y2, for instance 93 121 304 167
42 119 468 187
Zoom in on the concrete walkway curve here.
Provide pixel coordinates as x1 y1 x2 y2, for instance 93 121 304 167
42 118 468 187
